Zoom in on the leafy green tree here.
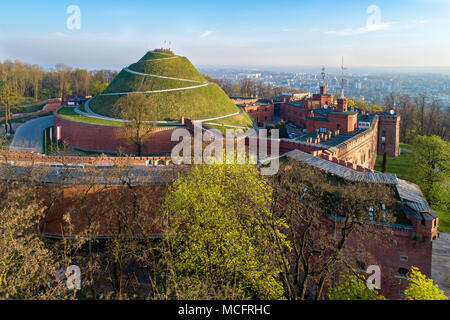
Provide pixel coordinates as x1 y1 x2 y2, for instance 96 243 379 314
163 162 289 299
0 80 18 134
89 80 108 96
114 93 157 156
347 99 356 108
369 103 383 112
403 267 447 300
231 82 241 96
355 100 368 111
328 272 386 300
412 135 450 210
276 120 289 139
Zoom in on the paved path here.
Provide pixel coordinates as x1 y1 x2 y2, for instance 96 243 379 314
9 116 54 153
124 67 203 83
432 232 450 298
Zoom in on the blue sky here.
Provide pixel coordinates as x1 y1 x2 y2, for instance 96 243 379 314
0 0 449 69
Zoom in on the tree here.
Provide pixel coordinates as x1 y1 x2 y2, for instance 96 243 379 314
403 267 447 300
369 103 383 113
0 181 65 299
276 120 289 139
89 80 108 96
412 135 450 210
0 80 17 134
347 99 356 108
355 100 368 111
270 159 399 300
328 272 386 300
114 93 157 156
231 82 241 96
163 162 289 299
381 152 387 173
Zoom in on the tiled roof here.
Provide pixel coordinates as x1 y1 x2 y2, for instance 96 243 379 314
282 150 437 223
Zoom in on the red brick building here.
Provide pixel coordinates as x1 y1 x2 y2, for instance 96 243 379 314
5 148 434 300
241 102 274 127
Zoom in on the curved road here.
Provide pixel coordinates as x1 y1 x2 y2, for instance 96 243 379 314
10 116 54 153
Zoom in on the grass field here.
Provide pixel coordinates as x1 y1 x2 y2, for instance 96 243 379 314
375 143 449 232
375 143 415 181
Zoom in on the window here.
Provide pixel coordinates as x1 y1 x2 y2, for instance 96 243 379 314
356 261 366 272
400 255 408 262
398 268 409 278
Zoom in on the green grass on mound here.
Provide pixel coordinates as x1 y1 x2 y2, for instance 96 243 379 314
138 51 176 61
208 111 254 128
91 83 240 122
128 57 206 82
57 107 124 126
56 107 185 128
104 69 200 94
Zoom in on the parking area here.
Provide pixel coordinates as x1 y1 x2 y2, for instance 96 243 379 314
286 123 307 141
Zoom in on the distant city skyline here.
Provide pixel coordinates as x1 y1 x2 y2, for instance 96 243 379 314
1 0 450 68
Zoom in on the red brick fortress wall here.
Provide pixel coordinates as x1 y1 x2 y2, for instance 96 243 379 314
54 115 180 155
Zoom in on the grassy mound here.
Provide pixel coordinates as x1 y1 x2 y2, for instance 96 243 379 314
91 83 241 121
103 69 201 94
138 50 176 61
86 50 254 127
128 57 206 82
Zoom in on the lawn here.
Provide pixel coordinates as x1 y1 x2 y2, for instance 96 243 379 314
375 143 450 233
374 144 415 181
207 111 254 128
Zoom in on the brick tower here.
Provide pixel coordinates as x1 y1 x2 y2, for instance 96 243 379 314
378 114 400 157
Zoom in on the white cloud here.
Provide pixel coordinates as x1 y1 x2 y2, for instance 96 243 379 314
200 30 216 38
324 22 396 36
411 19 428 25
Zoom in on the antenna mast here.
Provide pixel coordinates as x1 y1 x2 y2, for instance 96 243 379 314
321 66 326 86
340 57 346 99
